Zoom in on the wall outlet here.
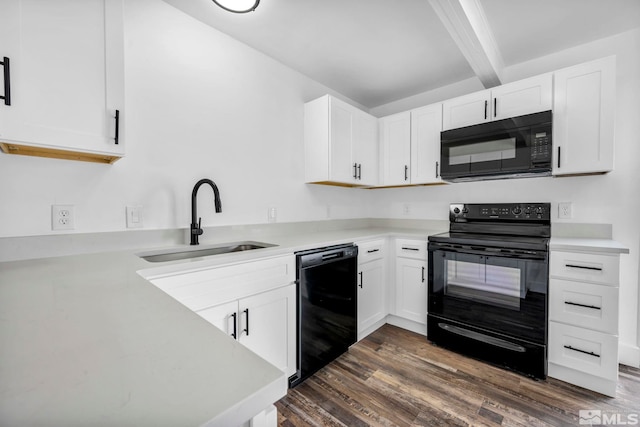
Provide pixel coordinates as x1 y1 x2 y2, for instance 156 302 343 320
52 205 75 230
558 202 573 219
126 206 143 228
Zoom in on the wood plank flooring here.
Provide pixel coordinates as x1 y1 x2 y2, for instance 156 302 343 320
276 324 640 426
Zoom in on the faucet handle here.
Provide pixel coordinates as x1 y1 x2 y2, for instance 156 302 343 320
192 217 203 236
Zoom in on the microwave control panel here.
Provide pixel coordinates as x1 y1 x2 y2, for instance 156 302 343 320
530 129 551 163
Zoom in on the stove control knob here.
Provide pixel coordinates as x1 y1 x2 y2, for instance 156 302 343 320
512 206 522 215
462 207 469 214
453 207 461 214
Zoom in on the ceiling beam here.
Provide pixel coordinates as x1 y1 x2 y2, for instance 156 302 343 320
428 0 504 88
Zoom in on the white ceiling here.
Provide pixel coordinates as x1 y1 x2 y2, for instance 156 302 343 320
161 0 640 108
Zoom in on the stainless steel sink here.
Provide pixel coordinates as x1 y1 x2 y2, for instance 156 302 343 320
137 241 277 263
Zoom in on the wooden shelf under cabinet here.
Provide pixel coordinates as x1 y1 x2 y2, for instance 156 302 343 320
0 143 122 164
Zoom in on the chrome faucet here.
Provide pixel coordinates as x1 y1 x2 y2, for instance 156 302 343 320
190 178 222 245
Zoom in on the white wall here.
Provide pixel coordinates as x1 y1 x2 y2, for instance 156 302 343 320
0 0 369 239
366 29 640 365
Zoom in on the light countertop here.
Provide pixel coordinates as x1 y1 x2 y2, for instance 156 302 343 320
549 237 629 254
0 226 439 426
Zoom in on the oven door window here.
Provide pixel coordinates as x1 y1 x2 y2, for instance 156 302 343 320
444 253 525 309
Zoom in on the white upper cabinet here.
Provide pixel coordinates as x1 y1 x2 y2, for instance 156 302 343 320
380 103 443 186
0 0 125 164
305 95 379 187
380 111 411 186
442 73 552 130
552 56 615 176
411 103 443 184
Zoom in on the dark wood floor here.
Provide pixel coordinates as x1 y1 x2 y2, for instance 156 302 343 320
276 324 640 426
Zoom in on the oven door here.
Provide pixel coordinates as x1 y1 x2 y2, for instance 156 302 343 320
428 241 548 345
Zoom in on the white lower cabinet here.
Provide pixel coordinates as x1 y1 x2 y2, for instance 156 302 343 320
148 255 297 378
548 249 622 397
197 284 297 378
356 239 387 339
394 239 428 326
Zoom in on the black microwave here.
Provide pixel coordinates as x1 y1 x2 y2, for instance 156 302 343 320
440 110 552 182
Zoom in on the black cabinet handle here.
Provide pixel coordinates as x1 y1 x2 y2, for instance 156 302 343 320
367 249 379 253
359 271 363 288
1 56 10 106
565 264 603 271
557 146 561 168
114 109 120 145
435 161 439 178
230 312 237 339
357 163 362 180
564 345 600 358
404 165 408 181
484 100 487 119
493 98 497 117
421 266 425 283
243 308 249 336
402 247 419 251
564 301 601 310
353 163 358 179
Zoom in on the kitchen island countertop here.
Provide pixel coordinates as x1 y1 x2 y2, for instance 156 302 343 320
0 225 441 426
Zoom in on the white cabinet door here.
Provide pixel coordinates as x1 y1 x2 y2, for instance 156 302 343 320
380 111 411 186
411 103 443 184
395 257 427 324
329 97 356 184
492 73 552 120
353 109 379 186
0 0 124 158
553 56 615 175
442 90 490 130
239 284 297 378
358 258 386 335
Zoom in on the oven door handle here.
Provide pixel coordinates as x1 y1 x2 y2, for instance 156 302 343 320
429 244 546 260
439 323 526 353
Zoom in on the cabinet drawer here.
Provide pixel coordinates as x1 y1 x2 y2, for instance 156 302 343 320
150 255 295 311
548 321 618 380
395 238 427 260
550 251 619 286
549 278 618 334
358 239 386 263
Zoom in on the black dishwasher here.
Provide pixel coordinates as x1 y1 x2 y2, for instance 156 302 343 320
289 243 358 388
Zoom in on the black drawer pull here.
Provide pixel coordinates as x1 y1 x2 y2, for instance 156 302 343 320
1 56 10 106
243 308 249 336
367 249 380 253
564 301 601 310
114 109 120 144
230 312 237 339
565 264 603 271
564 345 600 358
421 266 425 283
359 271 363 288
402 247 419 251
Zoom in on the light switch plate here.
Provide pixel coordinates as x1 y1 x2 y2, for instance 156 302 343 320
126 206 143 228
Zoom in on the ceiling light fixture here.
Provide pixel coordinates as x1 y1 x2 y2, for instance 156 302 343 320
212 0 260 13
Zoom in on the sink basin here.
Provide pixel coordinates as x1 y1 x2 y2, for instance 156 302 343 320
137 241 277 263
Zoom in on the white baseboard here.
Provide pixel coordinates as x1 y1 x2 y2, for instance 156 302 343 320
620 342 640 368
386 315 427 336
